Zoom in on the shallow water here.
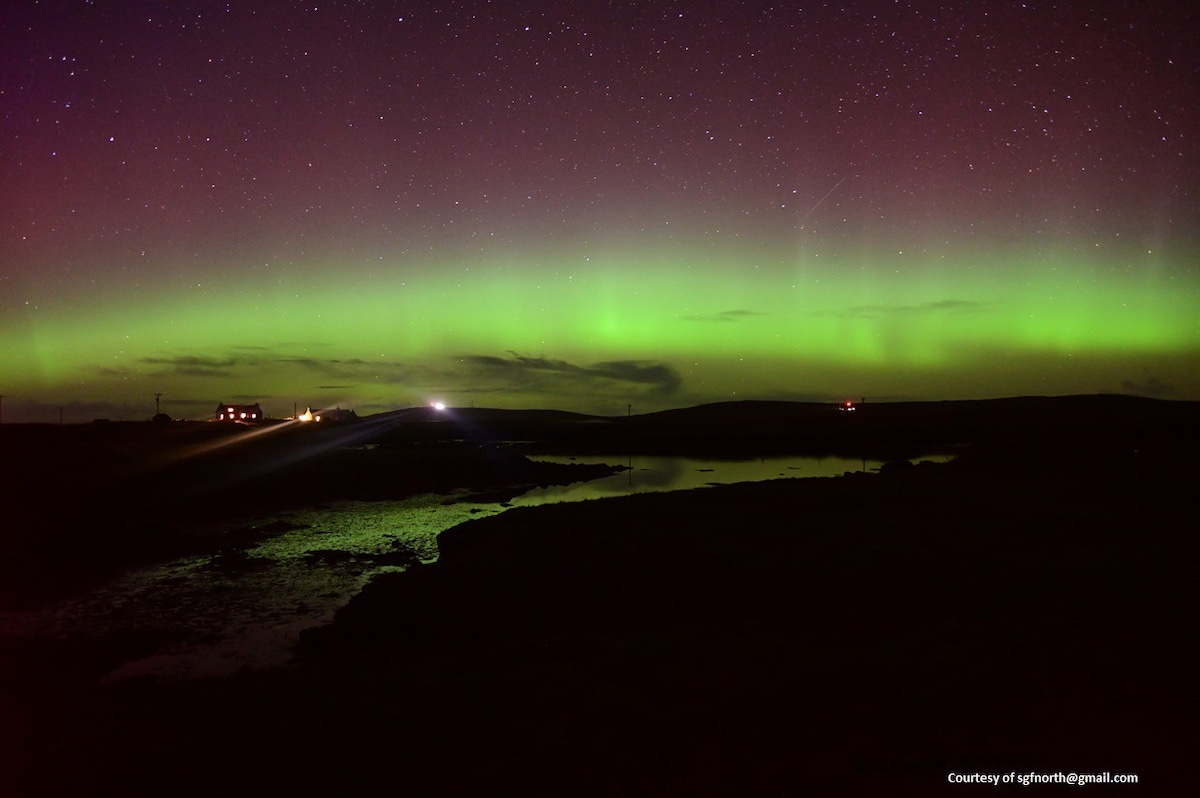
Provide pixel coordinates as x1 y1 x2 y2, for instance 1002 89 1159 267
1 454 920 682
0 492 508 681
513 454 887 505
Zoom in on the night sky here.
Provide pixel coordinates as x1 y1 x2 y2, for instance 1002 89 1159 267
3 1 1198 422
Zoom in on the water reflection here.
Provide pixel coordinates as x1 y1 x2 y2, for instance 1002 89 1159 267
0 493 508 682
512 454 883 505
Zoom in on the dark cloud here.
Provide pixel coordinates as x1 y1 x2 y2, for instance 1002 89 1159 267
139 351 411 386
682 309 767 323
1120 376 1175 396
277 355 413 384
464 355 511 369
590 361 683 392
815 299 985 319
460 352 683 396
277 357 325 370
139 355 240 378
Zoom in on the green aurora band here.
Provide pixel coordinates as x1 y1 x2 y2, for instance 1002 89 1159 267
3 236 1197 420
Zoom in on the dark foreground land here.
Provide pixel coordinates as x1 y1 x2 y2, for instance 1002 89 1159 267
2 396 1198 795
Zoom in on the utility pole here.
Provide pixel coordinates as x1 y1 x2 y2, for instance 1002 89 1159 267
154 392 163 416
0 394 4 424
627 403 632 417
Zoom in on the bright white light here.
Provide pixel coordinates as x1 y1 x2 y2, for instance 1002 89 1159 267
431 402 446 411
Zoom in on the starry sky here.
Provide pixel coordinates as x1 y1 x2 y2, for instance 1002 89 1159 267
2 1 1198 422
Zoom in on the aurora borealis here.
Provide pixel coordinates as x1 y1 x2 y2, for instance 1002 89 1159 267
2 2 1197 422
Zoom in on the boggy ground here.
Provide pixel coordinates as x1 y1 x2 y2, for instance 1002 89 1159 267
3 397 1198 795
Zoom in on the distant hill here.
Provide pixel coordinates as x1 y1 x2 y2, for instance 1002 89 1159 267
362 395 1200 458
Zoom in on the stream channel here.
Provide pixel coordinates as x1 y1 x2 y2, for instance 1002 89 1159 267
1 453 919 681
